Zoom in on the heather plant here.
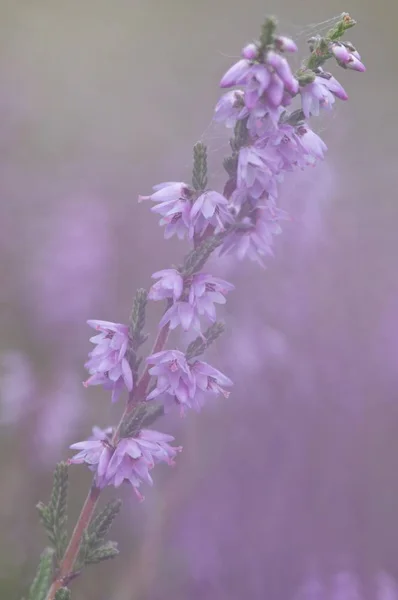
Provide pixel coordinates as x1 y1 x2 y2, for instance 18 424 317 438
23 13 364 600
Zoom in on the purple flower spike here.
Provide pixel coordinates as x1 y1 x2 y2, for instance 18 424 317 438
188 273 234 322
84 320 133 402
69 426 114 488
190 191 235 238
149 269 184 302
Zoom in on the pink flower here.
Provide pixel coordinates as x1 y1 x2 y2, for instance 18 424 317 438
84 320 133 403
237 145 281 200
187 274 234 322
274 35 298 53
157 273 234 333
139 182 194 239
331 42 366 72
300 73 347 118
148 269 184 302
189 191 235 238
220 204 287 266
220 59 251 88
146 350 195 412
295 125 328 161
159 301 202 333
146 350 233 414
190 360 233 398
214 90 248 128
70 427 182 500
105 430 182 501
69 426 114 488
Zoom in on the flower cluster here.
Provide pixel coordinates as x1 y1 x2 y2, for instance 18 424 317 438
139 185 234 241
70 15 364 502
69 426 182 500
211 19 365 265
146 350 232 415
149 269 234 333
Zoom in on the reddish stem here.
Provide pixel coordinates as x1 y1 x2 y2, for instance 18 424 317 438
46 486 101 599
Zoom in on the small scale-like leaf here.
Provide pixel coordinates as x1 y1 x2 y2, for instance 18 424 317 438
28 548 54 600
192 142 208 191
84 541 119 565
75 500 122 570
87 499 122 548
140 402 165 429
259 16 277 50
186 322 225 360
37 463 69 563
54 588 71 600
129 289 148 350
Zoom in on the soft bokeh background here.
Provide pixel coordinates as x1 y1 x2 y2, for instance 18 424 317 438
0 1 397 599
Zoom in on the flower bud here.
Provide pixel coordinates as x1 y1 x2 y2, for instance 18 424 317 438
242 43 258 60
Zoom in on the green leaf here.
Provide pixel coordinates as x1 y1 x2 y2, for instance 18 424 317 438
223 155 238 177
186 322 225 360
87 499 122 547
192 142 208 191
140 402 165 428
84 541 119 565
37 463 69 563
28 548 54 600
259 16 277 50
76 500 122 569
54 588 71 600
129 288 148 349
327 12 356 41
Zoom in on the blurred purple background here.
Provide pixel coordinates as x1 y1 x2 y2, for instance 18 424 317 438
0 1 397 599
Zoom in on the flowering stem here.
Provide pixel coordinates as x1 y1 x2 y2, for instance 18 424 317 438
45 485 101 600
46 323 170 599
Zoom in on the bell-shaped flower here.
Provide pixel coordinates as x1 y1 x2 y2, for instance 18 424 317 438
69 426 114 488
189 191 235 238
84 320 133 403
148 269 184 302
